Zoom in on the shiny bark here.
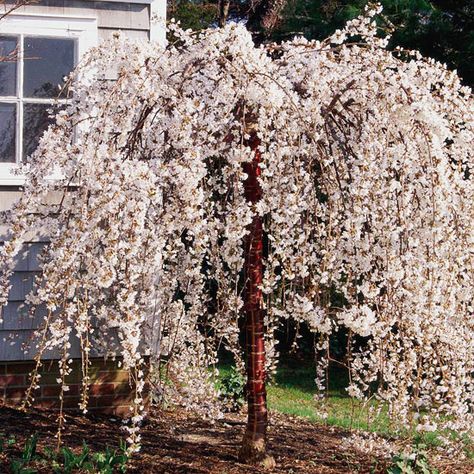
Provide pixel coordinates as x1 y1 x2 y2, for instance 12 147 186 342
239 134 274 468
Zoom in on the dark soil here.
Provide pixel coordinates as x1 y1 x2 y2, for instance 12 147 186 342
0 405 471 473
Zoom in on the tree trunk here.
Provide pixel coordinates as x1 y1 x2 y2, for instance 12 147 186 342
246 0 288 36
238 134 275 469
218 0 230 27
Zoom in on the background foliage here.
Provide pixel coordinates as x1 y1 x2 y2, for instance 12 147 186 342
169 0 474 85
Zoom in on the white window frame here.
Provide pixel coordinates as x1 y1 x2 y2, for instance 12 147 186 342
150 0 166 44
0 14 98 185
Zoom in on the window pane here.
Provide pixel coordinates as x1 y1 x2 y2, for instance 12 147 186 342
0 36 17 96
0 103 16 163
23 37 75 99
23 103 61 161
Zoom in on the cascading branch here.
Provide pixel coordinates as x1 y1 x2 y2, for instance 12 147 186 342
0 4 472 456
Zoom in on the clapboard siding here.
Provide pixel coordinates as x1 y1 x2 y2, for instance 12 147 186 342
11 243 47 272
7 0 152 38
1 0 161 361
0 329 83 360
0 240 124 360
0 327 121 360
0 242 47 360
1 302 46 330
0 331 33 360
8 272 40 302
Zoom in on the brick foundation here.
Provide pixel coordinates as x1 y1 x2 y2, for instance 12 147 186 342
0 358 143 416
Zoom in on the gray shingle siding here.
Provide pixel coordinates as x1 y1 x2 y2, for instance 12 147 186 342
0 0 160 361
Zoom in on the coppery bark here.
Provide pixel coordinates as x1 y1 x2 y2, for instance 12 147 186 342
238 134 274 468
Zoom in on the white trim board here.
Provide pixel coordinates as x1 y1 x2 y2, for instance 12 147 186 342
71 0 155 3
150 0 166 43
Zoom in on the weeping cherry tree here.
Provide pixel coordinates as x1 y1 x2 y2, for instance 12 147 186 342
0 4 473 465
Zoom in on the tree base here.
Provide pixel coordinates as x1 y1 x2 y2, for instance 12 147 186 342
238 432 276 470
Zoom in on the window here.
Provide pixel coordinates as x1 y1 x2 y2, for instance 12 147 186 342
0 35 74 163
0 14 97 184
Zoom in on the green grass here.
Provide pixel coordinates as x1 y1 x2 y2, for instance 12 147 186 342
217 360 473 456
267 362 392 434
218 361 391 433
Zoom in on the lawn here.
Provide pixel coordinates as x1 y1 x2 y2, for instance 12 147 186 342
218 360 391 434
267 362 392 434
217 359 474 457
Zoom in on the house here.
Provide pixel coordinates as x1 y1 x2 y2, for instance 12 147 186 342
0 0 166 415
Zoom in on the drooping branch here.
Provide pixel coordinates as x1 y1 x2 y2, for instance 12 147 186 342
0 0 37 22
218 0 230 27
246 0 289 35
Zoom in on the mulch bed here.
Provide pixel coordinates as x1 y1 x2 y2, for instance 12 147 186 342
0 404 472 473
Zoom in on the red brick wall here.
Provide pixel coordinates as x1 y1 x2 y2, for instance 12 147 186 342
0 358 140 416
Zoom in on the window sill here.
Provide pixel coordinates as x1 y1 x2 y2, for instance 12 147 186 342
0 164 70 187
0 164 27 186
